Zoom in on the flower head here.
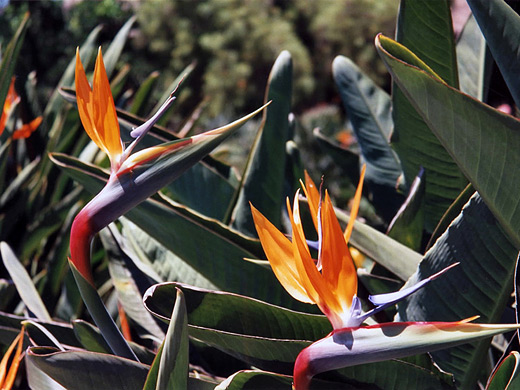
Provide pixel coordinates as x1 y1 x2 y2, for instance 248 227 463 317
252 166 455 330
252 167 364 329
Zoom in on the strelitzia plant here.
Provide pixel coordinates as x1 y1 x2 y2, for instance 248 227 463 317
251 167 520 389
70 47 268 359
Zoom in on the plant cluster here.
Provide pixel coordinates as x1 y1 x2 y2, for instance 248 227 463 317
1 1 520 390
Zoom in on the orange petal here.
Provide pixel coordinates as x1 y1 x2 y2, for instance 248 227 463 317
92 47 122 162
302 171 320 232
76 49 102 149
251 203 313 303
0 78 19 134
75 48 122 169
0 325 24 389
290 191 341 324
12 116 42 140
320 190 357 309
344 164 366 243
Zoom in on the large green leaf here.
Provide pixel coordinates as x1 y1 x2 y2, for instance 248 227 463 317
121 219 218 290
332 55 400 188
392 0 467 232
467 0 520 107
144 283 322 371
231 50 292 234
26 356 67 390
26 347 148 390
143 288 188 390
376 34 520 247
0 242 51 322
396 0 458 86
216 371 293 390
386 168 425 251
72 320 111 354
144 283 329 342
129 71 160 117
396 194 518 389
216 360 454 390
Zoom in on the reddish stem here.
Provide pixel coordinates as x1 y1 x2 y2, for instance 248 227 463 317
69 207 95 285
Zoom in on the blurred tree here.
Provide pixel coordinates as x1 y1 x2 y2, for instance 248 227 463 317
136 0 398 117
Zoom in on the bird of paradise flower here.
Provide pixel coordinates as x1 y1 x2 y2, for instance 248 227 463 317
70 47 268 359
251 167 520 389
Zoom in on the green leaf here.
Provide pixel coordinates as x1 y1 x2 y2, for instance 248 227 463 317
332 55 401 188
426 183 474 251
144 282 328 372
129 71 160 116
121 219 217 289
231 50 293 234
217 360 455 390
467 0 520 107
0 242 51 322
101 226 166 340
26 347 148 390
102 16 137 79
144 288 189 390
392 0 467 232
0 12 29 122
73 319 156 366
455 14 488 100
397 194 518 389
487 352 520 390
144 283 329 341
72 320 111 354
26 356 67 390
376 33 520 247
70 262 137 361
162 163 236 221
336 209 422 281
396 0 458 86
154 62 196 128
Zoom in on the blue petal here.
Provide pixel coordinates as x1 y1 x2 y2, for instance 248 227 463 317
357 263 459 323
130 94 176 139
